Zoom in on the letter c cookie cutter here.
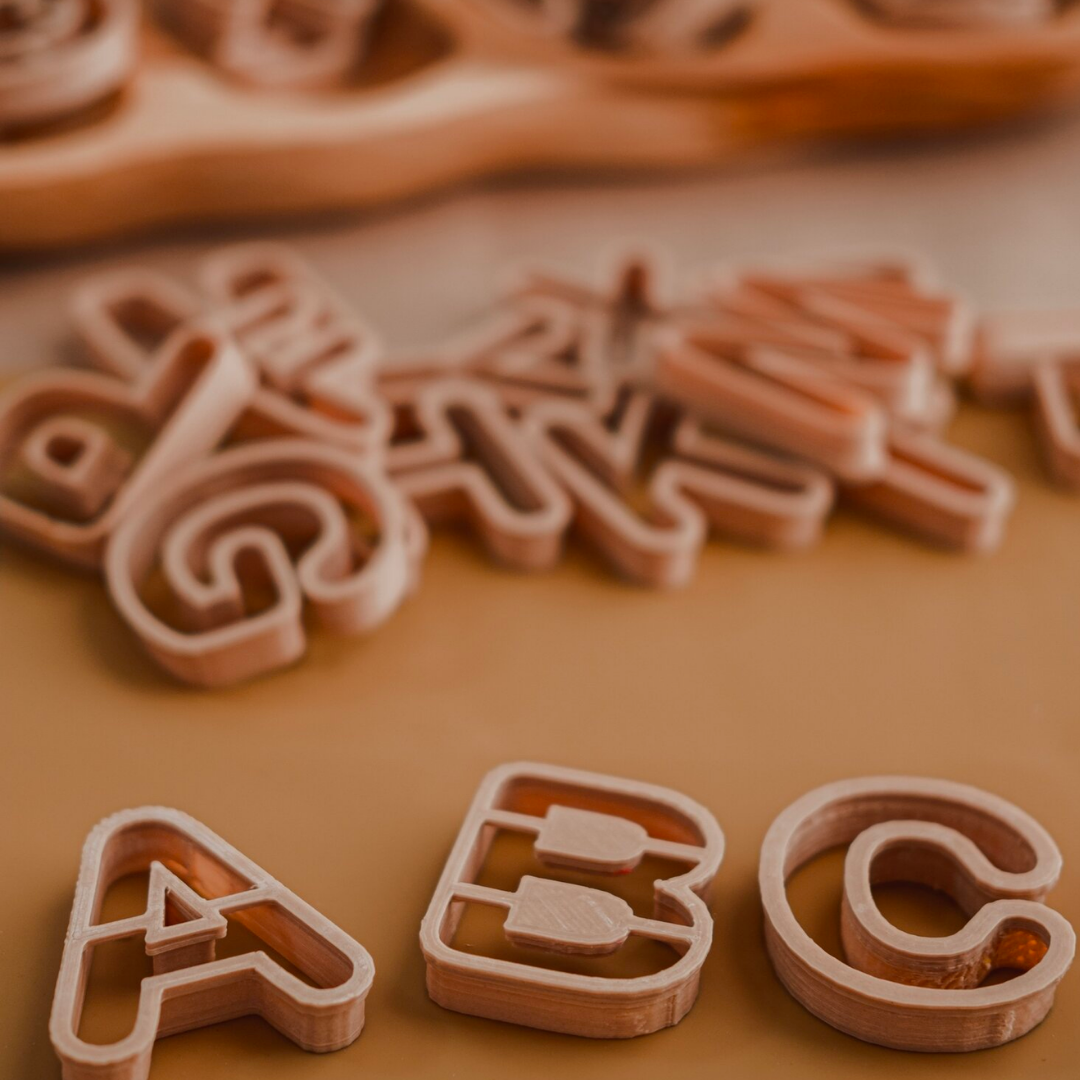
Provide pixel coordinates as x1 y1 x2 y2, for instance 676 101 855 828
759 776 1075 1052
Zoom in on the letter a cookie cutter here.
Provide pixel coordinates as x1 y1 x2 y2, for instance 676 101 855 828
512 250 673 392
50 806 374 1080
106 438 415 686
380 297 598 415
759 777 1075 1052
0 324 255 568
420 762 724 1038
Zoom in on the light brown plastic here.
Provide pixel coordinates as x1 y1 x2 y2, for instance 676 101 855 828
698 263 974 426
759 776 1075 1052
863 0 1055 29
389 378 572 571
49 806 374 1080
841 427 1016 552
420 761 724 1038
513 251 670 392
72 250 391 456
524 391 702 587
735 268 975 375
154 0 382 88
911 377 958 434
670 413 835 548
0 324 255 568
382 254 668 421
206 243 390 452
105 438 416 686
1032 359 1080 489
524 391 833 586
71 267 203 378
967 309 1080 488
655 326 888 481
970 309 1080 403
383 297 608 414
0 0 138 134
690 283 929 421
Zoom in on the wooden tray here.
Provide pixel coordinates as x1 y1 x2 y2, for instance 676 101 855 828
3 0 1080 252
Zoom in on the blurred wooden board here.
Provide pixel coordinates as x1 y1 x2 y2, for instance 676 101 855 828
3 0 1080 251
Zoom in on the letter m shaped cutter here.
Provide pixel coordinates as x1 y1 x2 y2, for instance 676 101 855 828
420 762 724 1038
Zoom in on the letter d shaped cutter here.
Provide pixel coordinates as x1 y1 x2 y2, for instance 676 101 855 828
420 762 724 1038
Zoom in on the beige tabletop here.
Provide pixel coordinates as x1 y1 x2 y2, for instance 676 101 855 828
3 111 1080 1079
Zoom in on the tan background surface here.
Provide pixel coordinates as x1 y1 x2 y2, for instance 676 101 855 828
3 112 1080 1078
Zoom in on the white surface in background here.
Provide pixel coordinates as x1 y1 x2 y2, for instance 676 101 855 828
2 108 1080 373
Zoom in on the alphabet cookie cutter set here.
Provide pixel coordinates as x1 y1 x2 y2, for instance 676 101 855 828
49 764 1075 1078
4 0 1080 250
2 239 1073 685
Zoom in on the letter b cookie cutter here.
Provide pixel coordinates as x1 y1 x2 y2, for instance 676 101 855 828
420 762 724 1038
